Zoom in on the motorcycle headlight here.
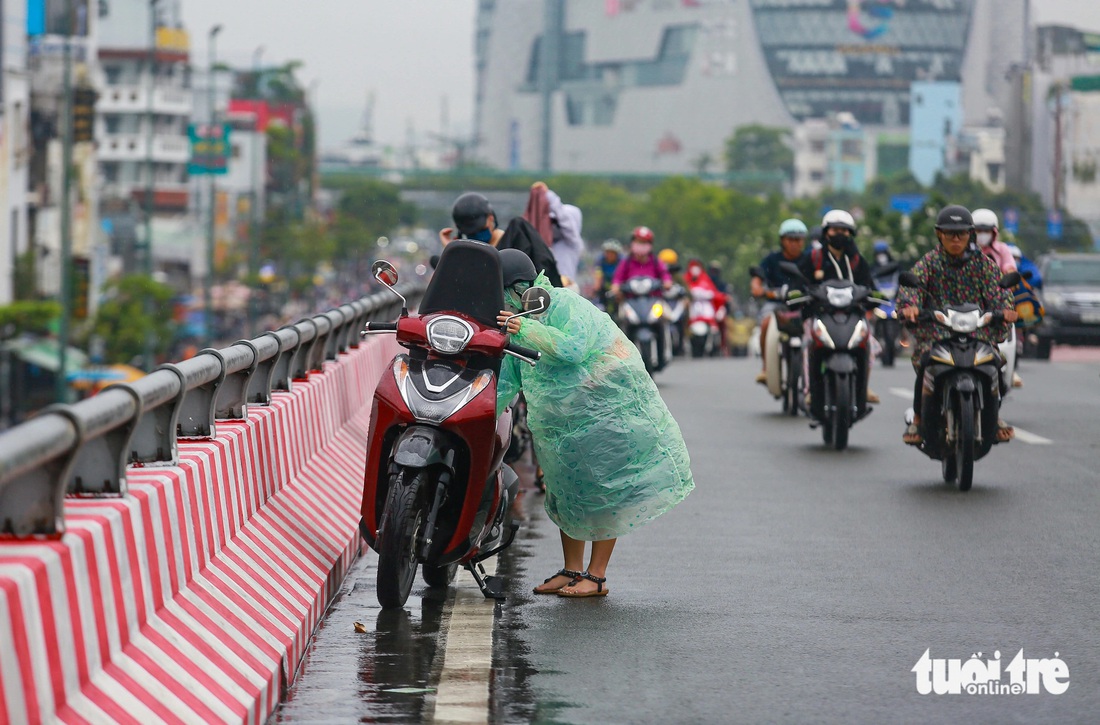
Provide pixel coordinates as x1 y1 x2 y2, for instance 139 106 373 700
426 316 474 355
813 319 835 349
825 286 854 308
649 303 664 322
393 358 493 423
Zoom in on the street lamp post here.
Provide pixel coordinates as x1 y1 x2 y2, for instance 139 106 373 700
142 0 160 370
56 0 75 403
248 46 264 336
205 25 223 347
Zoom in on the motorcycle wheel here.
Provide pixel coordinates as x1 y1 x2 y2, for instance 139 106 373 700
831 375 850 451
376 468 427 609
785 350 800 417
690 336 705 358
422 562 459 588
956 397 975 492
941 449 957 483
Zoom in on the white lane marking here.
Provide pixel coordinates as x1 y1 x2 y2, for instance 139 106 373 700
432 560 497 725
1013 428 1053 445
888 387 1053 445
889 387 913 402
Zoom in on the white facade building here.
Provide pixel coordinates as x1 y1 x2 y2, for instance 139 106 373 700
96 0 193 282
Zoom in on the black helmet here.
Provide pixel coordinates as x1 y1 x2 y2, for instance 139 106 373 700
452 192 493 236
500 249 537 287
935 205 973 231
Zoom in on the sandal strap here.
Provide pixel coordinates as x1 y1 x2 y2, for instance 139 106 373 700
578 571 606 591
543 568 583 584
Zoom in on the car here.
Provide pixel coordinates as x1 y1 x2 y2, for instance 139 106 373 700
1034 252 1100 359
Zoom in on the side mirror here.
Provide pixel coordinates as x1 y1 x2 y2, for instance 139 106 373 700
521 287 551 316
372 260 399 286
749 265 765 279
778 261 808 283
1021 269 1034 281
998 271 1021 289
898 271 921 289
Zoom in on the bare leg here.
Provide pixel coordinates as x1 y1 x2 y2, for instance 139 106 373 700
533 528 586 593
560 538 616 595
758 315 771 372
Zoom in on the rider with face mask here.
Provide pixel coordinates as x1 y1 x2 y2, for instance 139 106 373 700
898 205 1019 445
609 226 673 295
972 208 1017 275
797 209 880 403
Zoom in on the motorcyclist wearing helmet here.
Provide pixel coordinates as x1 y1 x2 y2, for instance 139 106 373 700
609 226 672 295
872 240 895 273
797 210 875 288
972 208 1017 275
751 218 808 383
611 226 673 369
798 210 880 403
897 205 1018 445
1008 243 1042 289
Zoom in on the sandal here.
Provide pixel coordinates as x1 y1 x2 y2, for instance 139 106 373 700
557 571 609 598
902 422 922 446
996 420 1015 443
533 568 582 595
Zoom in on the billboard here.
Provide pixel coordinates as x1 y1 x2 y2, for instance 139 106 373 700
750 0 974 125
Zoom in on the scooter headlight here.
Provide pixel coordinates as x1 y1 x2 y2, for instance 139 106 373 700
393 358 493 423
649 303 665 322
426 315 474 355
813 319 835 349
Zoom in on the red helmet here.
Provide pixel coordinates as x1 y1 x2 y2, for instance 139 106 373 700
632 226 654 244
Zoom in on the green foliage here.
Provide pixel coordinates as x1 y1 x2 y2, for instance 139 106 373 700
336 180 417 240
0 301 61 336
91 276 177 365
724 125 793 194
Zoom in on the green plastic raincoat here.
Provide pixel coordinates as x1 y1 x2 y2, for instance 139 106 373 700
497 275 694 541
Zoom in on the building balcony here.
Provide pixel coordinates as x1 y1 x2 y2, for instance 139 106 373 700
98 134 190 164
97 84 192 116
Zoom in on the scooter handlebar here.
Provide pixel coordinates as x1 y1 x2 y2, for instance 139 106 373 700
362 321 398 336
505 342 541 366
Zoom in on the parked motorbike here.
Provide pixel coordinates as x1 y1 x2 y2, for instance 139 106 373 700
358 241 547 608
871 263 902 367
619 276 668 374
898 270 1019 491
781 261 887 450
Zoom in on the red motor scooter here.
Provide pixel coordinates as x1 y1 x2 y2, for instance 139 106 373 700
359 241 547 608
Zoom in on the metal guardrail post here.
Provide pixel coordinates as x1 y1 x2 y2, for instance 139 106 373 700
322 309 346 361
290 319 318 381
218 341 259 419
308 314 332 372
129 367 187 466
68 386 142 496
270 326 302 393
0 414 82 536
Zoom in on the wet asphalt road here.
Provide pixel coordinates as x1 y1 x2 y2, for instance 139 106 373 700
276 352 1100 723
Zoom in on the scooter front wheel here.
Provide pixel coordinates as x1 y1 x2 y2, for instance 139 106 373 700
422 562 459 588
377 468 428 609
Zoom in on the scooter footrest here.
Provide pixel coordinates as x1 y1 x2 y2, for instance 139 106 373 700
480 575 507 600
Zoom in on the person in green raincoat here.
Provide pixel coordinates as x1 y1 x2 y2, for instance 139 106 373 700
495 249 694 598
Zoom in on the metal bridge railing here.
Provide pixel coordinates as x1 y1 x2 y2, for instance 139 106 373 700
0 283 424 538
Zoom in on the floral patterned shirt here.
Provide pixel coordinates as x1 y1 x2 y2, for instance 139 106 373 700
897 245 1014 360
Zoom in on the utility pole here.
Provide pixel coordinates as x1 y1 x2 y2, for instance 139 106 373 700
56 0 75 403
539 0 564 173
1053 82 1064 211
142 0 160 370
206 25 222 347
248 45 264 337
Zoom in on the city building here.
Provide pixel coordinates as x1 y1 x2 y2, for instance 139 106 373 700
1 2 31 304
96 0 194 287
791 113 874 198
909 80 963 186
473 0 1028 177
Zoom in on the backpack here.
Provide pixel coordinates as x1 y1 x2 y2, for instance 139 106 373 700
811 248 861 279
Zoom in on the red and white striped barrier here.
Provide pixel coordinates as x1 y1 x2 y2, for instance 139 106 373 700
0 337 398 724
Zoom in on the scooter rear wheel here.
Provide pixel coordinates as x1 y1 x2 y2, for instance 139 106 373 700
377 469 427 609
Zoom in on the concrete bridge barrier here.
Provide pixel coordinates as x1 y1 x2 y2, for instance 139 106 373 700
0 286 421 724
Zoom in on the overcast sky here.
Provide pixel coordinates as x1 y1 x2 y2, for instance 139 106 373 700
179 0 1100 152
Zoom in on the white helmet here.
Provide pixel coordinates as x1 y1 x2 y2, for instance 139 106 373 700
972 208 998 230
821 209 857 233
1007 243 1023 260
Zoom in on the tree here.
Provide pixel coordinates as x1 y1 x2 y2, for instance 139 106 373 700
0 301 61 337
336 180 417 241
724 125 793 192
91 276 177 366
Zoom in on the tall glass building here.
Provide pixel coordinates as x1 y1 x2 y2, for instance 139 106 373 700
473 0 1027 174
